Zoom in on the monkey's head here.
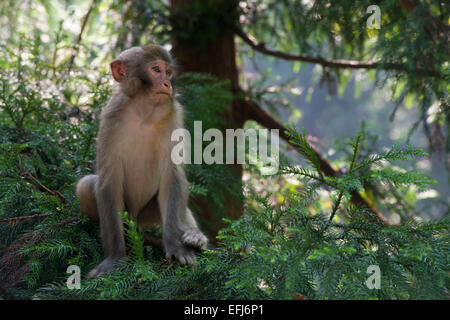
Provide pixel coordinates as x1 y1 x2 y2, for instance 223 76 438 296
110 44 175 104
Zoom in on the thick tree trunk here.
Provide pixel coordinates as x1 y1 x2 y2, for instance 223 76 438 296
170 0 244 242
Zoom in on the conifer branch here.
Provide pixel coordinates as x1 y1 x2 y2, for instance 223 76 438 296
241 95 389 224
329 191 344 222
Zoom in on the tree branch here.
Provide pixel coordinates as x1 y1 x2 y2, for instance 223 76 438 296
68 0 96 73
233 27 441 78
241 95 389 224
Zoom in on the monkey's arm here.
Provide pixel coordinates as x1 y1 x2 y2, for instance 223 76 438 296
158 165 188 246
158 164 207 265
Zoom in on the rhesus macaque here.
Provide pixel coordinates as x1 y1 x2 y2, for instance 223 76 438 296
76 45 208 278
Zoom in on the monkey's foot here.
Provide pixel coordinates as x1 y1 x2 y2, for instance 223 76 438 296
182 228 208 250
87 257 122 278
165 245 197 266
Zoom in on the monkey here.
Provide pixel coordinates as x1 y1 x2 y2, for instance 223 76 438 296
76 44 208 278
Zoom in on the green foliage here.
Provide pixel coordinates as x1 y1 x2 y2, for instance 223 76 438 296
0 2 447 301
1 75 447 299
240 0 449 151
213 127 448 300
119 212 145 262
13 125 447 300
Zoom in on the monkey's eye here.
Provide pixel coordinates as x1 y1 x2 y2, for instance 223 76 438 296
152 66 161 73
166 70 172 76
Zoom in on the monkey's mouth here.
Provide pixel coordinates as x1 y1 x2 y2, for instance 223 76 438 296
156 92 170 96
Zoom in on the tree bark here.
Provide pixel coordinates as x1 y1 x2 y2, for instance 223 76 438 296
170 0 243 241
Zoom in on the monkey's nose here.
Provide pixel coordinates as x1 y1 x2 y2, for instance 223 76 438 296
163 80 171 88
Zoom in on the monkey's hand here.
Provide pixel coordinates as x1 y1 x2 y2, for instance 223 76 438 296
88 257 123 278
182 228 208 250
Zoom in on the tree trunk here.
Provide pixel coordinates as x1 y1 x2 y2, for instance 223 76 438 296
170 0 244 242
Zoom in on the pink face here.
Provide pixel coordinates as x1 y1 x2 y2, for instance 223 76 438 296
148 60 173 104
110 58 174 104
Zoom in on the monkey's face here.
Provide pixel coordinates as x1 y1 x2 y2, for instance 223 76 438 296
110 52 174 104
147 60 173 105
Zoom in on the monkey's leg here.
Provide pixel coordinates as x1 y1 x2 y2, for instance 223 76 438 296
77 174 125 277
87 177 127 278
76 175 99 220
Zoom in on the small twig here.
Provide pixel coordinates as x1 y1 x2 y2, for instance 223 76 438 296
22 172 67 204
0 215 81 225
56 217 81 225
0 213 53 224
329 191 344 222
292 293 310 300
67 0 96 73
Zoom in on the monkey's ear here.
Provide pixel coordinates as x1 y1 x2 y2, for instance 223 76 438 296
110 60 127 82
